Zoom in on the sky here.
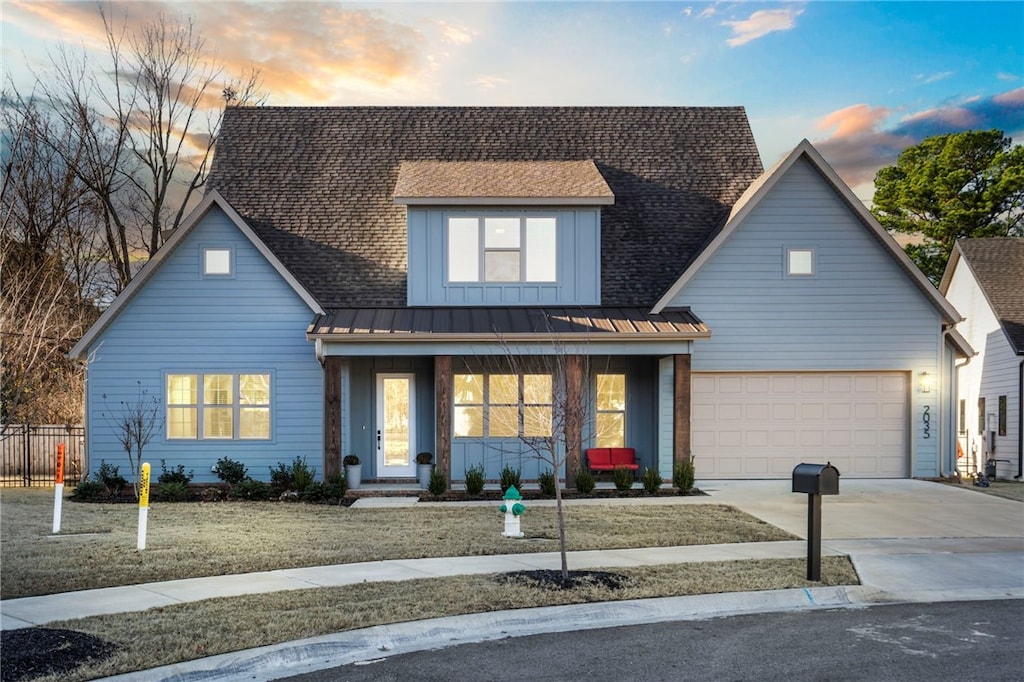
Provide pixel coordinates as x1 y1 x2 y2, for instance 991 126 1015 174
2 1 1022 201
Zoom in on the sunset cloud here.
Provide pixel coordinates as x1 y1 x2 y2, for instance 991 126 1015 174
723 8 803 47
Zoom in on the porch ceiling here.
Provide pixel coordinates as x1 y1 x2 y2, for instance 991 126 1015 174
307 307 709 342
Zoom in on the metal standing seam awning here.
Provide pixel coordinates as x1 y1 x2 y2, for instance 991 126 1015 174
306 307 709 343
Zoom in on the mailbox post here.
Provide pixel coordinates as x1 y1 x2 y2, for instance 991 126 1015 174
791 462 840 581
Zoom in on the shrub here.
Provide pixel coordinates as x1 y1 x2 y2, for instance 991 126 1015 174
96 460 127 496
575 469 595 494
70 480 106 501
325 472 346 499
415 452 433 465
641 467 663 494
428 468 447 497
157 460 194 485
537 469 557 497
301 472 347 504
612 466 634 492
499 465 521 494
269 456 316 494
464 464 485 495
231 478 271 501
213 457 248 485
674 458 695 493
155 481 191 502
343 454 360 466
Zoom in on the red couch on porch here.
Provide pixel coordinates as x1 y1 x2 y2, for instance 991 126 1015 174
585 447 639 471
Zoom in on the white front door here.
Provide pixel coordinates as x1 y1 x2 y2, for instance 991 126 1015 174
376 373 416 477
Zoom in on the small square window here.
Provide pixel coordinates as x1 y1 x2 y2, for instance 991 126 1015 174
787 248 814 276
204 248 232 276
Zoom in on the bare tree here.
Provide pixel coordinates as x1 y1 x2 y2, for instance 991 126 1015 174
31 6 263 292
102 382 160 499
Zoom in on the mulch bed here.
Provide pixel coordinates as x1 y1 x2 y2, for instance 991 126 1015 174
1 628 116 681
496 569 634 590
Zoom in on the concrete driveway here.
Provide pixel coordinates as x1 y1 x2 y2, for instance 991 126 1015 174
698 478 1024 540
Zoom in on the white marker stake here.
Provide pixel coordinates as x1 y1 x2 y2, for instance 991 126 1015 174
52 444 66 534
137 462 151 550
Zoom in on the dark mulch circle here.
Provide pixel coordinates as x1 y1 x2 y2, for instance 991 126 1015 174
496 569 634 591
0 628 116 682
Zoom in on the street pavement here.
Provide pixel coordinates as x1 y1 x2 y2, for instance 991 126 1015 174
1 479 1021 681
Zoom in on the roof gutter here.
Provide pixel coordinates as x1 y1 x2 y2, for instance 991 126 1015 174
1017 359 1023 480
306 331 712 343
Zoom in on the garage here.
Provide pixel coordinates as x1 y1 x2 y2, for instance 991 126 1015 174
691 372 909 479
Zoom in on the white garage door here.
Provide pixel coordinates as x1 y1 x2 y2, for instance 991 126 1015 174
692 372 908 479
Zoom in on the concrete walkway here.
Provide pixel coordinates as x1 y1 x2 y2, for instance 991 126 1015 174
1 479 1021 681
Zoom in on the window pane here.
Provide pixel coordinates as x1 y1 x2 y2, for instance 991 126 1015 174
523 405 552 437
240 407 270 439
204 375 233 405
525 218 557 282
167 407 197 438
240 374 270 404
484 218 520 248
788 249 813 275
454 374 484 404
489 406 518 437
167 374 196 405
204 407 233 438
485 251 520 281
448 218 479 281
596 413 625 448
454 406 483 437
490 374 518 404
204 248 231 275
596 374 625 411
523 374 552 404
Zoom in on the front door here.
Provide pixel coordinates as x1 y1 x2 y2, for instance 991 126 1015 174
376 373 415 477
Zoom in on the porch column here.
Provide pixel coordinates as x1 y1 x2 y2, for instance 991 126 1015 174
674 354 692 469
564 354 583 488
323 356 343 479
435 355 452 490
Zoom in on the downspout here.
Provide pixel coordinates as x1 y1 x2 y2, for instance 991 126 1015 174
942 325 972 478
315 338 325 367
1016 359 1023 480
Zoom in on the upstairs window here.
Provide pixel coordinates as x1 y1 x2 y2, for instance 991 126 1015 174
786 248 815 276
203 248 232 276
447 216 557 283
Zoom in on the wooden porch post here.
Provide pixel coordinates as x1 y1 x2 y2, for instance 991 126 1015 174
674 354 692 469
564 354 583 488
435 355 452 490
323 356 343 479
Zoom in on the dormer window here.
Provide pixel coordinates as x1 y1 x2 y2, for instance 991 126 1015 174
448 216 557 283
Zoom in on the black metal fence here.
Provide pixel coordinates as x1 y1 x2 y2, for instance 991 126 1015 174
1 424 85 487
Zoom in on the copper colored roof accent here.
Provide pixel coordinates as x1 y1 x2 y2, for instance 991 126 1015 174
307 307 708 341
393 160 614 204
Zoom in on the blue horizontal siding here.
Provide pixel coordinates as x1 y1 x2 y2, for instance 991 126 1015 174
84 207 323 483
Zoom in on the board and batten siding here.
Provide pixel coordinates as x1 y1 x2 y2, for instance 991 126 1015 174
83 206 322 483
406 208 600 305
667 157 946 477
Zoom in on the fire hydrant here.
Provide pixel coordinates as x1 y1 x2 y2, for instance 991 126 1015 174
499 485 526 538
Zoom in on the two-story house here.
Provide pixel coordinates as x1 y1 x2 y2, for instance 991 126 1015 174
70 107 970 486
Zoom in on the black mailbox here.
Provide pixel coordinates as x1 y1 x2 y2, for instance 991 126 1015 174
792 462 840 495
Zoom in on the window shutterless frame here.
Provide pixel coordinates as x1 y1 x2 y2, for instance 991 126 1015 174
446 215 557 283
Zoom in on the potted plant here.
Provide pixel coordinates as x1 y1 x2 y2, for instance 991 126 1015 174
415 452 433 489
343 454 361 490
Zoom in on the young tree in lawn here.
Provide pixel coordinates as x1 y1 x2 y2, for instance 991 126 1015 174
103 382 160 500
872 129 1024 284
472 332 606 583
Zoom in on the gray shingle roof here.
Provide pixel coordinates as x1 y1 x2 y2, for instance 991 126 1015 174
207 106 763 308
957 237 1024 354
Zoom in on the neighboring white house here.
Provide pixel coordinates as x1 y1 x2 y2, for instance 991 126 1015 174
940 238 1024 481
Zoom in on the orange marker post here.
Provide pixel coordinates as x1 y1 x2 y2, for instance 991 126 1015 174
52 444 66 534
137 462 151 550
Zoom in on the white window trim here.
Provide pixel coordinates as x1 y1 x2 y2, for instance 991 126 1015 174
446 215 557 284
165 371 272 441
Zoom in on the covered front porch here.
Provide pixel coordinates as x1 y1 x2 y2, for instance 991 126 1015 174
309 307 706 489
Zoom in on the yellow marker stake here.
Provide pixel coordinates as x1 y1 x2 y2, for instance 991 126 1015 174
137 462 151 550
